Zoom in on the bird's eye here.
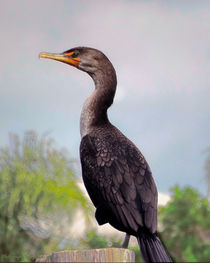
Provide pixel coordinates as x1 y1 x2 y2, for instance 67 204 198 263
72 52 79 58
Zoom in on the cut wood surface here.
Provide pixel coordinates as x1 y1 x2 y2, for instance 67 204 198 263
36 248 135 262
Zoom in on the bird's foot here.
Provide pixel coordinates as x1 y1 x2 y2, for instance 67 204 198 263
121 233 130 248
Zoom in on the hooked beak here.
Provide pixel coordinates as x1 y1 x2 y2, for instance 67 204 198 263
39 52 80 67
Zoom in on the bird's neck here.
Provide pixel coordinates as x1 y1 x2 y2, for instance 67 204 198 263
80 69 117 138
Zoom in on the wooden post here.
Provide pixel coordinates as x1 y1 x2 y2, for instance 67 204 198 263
36 248 135 262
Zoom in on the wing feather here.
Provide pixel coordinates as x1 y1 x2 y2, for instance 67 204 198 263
80 130 158 234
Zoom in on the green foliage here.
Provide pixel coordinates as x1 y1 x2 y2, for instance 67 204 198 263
1 131 210 262
159 186 210 262
0 131 89 262
80 229 110 249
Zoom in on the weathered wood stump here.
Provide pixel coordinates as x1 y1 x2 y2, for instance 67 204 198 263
36 248 135 262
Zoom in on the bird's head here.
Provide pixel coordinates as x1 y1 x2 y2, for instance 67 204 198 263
39 47 113 76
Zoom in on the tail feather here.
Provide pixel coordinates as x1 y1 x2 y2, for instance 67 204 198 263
137 232 172 262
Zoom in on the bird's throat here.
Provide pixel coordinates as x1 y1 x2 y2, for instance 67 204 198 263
80 91 97 138
80 88 116 138
80 67 117 138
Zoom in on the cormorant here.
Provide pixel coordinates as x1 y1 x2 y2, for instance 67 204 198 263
40 47 172 262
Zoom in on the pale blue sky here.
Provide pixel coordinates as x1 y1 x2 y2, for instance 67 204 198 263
0 0 209 194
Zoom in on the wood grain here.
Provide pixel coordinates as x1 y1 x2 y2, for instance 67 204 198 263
36 248 135 262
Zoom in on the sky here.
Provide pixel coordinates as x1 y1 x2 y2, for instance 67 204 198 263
0 0 210 195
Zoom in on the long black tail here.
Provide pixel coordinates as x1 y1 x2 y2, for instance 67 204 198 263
137 232 172 262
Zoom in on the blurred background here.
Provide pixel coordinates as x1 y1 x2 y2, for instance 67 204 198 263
0 0 210 262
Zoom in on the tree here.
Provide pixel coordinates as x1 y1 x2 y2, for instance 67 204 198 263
159 186 210 262
0 131 89 262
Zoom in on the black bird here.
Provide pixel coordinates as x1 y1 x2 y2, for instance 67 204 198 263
40 47 172 262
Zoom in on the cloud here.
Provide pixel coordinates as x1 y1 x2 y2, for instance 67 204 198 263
0 0 209 193
70 0 209 92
